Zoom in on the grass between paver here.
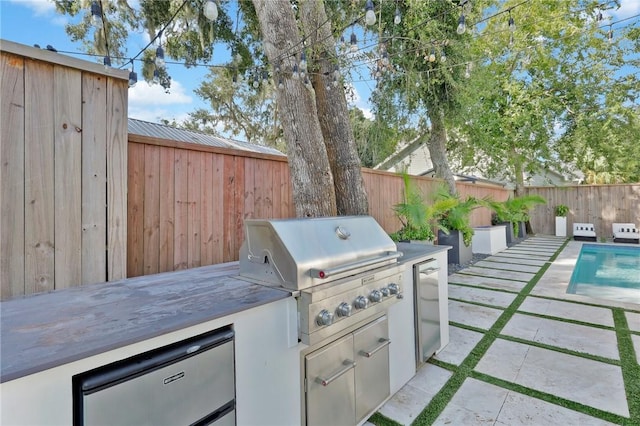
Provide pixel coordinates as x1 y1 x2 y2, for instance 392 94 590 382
369 237 640 426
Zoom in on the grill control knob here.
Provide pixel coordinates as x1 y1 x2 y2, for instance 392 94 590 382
387 283 400 295
353 295 369 310
316 309 334 326
380 287 390 297
369 289 383 303
336 302 352 317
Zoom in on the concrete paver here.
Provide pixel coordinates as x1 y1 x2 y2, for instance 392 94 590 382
448 273 526 292
632 334 640 364
518 296 614 327
473 260 541 274
475 339 630 417
448 284 517 308
458 266 534 282
433 325 484 366
448 300 503 330
378 364 452 425
626 311 640 332
484 256 547 267
501 313 620 359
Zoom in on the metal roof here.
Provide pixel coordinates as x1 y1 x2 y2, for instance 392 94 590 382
128 118 285 157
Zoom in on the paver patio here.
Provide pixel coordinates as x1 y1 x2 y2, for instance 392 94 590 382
367 236 640 426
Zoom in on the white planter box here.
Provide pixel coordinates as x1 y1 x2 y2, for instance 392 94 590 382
472 225 507 255
555 216 567 237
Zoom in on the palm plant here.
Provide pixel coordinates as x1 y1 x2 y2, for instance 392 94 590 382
432 186 482 247
390 174 436 242
490 195 546 236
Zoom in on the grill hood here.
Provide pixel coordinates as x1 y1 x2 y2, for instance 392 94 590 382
238 216 401 290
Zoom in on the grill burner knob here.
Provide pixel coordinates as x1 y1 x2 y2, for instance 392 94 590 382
316 309 334 326
369 289 383 303
380 287 390 297
387 283 400 295
353 295 369 310
336 302 353 317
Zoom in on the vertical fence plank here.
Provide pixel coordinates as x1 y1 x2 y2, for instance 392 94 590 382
174 150 189 270
24 59 54 295
188 150 201 268
143 145 160 275
106 78 128 280
233 157 246 258
81 73 107 285
127 143 145 277
200 152 214 266
53 65 82 289
158 147 175 272
211 154 224 264
1 53 25 299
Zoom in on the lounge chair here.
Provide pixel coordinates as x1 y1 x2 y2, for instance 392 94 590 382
573 223 597 241
612 223 640 243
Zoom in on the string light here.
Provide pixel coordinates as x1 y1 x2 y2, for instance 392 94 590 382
153 68 160 84
394 7 401 25
365 0 376 26
90 1 103 30
292 63 300 80
508 12 515 32
128 60 137 87
457 14 466 34
299 51 307 74
607 25 613 42
350 32 358 52
203 0 218 21
103 55 111 68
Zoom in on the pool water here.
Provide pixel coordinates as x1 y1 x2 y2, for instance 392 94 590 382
568 244 640 304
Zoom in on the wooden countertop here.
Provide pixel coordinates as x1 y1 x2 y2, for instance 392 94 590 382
1 263 291 383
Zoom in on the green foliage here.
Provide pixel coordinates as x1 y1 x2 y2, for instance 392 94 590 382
555 204 569 217
489 195 547 235
431 186 484 247
390 174 435 242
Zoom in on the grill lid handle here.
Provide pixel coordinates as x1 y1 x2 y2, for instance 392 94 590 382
309 251 402 279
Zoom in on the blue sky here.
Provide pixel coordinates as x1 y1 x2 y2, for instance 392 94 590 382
0 0 376 126
1 0 638 128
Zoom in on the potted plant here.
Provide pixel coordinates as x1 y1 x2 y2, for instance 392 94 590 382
555 204 569 237
432 186 480 265
489 195 546 241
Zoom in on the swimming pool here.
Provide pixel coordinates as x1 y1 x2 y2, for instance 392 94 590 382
567 244 640 304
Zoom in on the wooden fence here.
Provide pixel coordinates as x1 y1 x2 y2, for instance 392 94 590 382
0 41 129 300
127 136 512 277
523 185 640 239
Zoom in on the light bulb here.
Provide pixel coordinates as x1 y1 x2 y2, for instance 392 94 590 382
128 70 137 87
292 63 300 80
381 52 389 66
350 33 358 52
91 1 103 29
103 55 111 68
440 53 447 63
464 66 471 79
508 16 515 32
299 51 307 72
153 69 160 84
203 0 218 21
278 78 284 89
155 46 165 68
252 79 259 89
365 0 376 26
332 77 338 88
457 14 466 35
428 50 436 62
394 8 401 25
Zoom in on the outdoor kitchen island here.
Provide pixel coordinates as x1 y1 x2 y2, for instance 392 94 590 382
1 218 450 426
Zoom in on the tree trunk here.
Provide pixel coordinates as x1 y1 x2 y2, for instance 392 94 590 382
299 0 369 216
427 107 457 195
252 0 337 218
513 148 525 197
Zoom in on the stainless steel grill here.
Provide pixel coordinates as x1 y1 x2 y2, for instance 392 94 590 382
238 216 403 345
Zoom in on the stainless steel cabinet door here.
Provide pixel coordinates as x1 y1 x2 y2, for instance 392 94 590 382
305 333 356 426
353 316 390 423
414 260 441 366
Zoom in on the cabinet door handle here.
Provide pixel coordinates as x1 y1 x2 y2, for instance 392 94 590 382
420 267 440 275
360 338 391 358
316 360 356 386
